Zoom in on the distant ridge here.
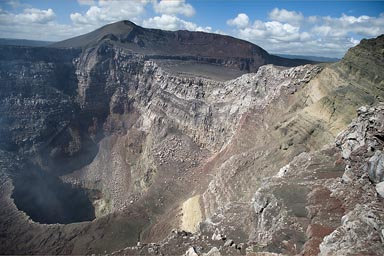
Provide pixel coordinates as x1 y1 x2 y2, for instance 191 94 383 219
275 53 340 63
52 20 314 73
0 38 53 47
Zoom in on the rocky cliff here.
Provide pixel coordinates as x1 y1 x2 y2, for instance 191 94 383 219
0 21 383 255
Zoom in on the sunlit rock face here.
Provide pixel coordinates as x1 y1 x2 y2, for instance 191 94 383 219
0 21 383 255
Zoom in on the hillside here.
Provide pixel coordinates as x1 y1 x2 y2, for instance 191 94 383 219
52 20 313 80
0 38 53 47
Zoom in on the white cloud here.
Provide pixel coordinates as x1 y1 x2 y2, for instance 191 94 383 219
227 11 384 57
350 37 360 45
153 0 195 17
0 17 77 41
227 13 249 28
269 8 303 24
308 16 318 23
143 14 211 32
311 25 332 37
70 0 147 27
0 8 55 25
77 0 96 5
0 6 98 41
236 20 304 43
315 13 384 37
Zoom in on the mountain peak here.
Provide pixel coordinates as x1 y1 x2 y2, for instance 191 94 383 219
121 20 139 27
52 20 312 75
51 20 144 49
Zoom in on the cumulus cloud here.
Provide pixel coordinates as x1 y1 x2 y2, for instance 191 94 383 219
269 8 303 24
153 0 195 17
236 20 309 45
0 7 76 41
313 13 384 37
227 13 249 28
0 7 56 25
227 10 384 57
0 4 102 41
70 0 146 27
143 14 211 32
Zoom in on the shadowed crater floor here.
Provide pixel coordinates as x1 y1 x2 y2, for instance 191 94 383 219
11 167 95 224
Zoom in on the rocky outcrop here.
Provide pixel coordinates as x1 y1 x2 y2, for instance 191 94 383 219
319 104 384 255
0 45 98 175
339 34 384 86
301 35 384 137
197 105 384 256
0 46 79 153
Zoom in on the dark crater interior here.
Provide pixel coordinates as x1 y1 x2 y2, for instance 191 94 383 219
11 167 95 224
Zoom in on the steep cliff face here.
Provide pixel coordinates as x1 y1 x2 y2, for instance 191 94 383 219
339 34 384 86
301 35 384 137
0 46 79 153
0 21 383 255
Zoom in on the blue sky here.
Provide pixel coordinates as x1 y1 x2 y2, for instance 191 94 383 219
1 0 383 57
